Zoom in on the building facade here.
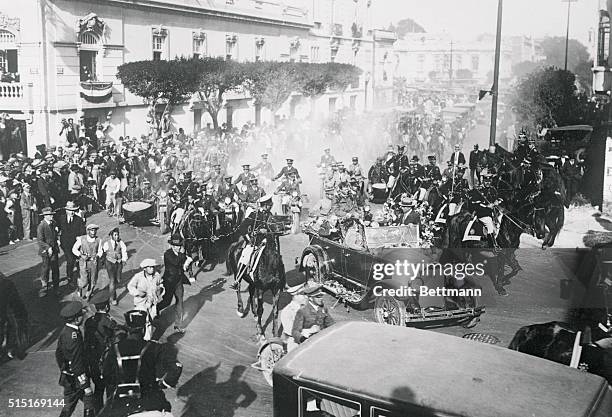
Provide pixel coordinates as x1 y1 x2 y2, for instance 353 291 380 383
0 0 396 156
394 33 512 85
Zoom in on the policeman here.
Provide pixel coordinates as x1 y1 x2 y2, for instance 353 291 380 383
101 310 182 417
276 171 301 195
233 164 255 187
253 153 274 180
468 174 501 248
230 195 275 290
220 175 239 201
55 301 95 417
273 158 302 183
424 155 442 184
319 148 336 167
84 290 119 412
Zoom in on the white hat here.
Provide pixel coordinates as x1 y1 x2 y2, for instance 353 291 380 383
140 258 158 268
258 194 273 204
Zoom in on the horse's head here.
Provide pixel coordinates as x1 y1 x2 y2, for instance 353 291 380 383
530 206 547 240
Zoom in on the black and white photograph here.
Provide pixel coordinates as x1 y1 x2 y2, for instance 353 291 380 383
1 0 612 416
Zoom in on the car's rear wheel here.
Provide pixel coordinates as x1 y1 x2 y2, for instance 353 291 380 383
374 296 407 326
301 249 325 285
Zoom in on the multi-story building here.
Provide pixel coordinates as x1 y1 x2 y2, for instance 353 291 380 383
593 0 612 95
394 33 512 85
0 0 396 156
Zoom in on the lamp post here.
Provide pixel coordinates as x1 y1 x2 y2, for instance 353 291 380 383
489 0 504 153
562 0 578 71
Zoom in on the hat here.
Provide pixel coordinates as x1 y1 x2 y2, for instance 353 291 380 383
31 160 43 168
303 284 324 296
140 258 158 268
108 227 120 236
168 236 183 246
65 201 79 211
261 153 268 158
411 156 419 162
242 164 250 168
324 147 330 151
352 157 358 161
428 155 436 160
397 145 406 150
90 289 110 306
60 301 84 319
86 223 99 231
53 161 67 169
250 177 258 182
124 310 147 329
286 158 294 163
44 154 54 160
40 207 55 215
258 194 273 204
286 283 305 295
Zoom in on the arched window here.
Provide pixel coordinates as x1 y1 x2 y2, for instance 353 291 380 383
0 30 16 45
78 31 99 46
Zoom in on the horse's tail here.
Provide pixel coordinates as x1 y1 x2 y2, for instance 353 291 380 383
225 241 240 277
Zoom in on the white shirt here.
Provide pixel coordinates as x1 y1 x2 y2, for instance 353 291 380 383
280 300 302 336
100 239 128 263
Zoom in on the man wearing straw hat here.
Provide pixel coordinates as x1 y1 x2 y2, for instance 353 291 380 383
37 206 60 297
127 259 164 340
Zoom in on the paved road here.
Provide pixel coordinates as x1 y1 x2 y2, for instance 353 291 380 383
0 207 588 417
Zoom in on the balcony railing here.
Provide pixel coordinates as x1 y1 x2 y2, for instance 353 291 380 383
0 82 24 111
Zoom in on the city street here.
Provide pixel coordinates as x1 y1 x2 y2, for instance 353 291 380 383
0 209 585 417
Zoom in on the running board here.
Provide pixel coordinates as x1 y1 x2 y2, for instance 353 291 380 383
328 273 368 290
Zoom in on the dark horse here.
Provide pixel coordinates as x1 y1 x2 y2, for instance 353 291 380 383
508 321 612 384
226 233 286 336
179 210 218 273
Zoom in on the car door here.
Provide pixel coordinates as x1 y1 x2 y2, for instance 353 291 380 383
342 226 374 286
314 236 343 276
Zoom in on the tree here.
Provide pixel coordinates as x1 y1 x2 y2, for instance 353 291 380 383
510 67 600 132
512 61 542 79
539 37 591 73
243 61 298 124
193 57 248 129
387 18 426 39
116 58 200 130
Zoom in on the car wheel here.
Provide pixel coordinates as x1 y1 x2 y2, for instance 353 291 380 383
373 296 407 326
301 250 324 285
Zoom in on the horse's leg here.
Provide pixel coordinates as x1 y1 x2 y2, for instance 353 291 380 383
271 287 281 337
256 288 265 336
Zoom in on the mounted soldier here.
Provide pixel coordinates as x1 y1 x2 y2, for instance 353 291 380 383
467 174 502 248
229 195 275 291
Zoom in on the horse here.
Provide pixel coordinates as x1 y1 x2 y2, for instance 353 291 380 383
226 232 286 337
179 210 217 272
508 321 612 384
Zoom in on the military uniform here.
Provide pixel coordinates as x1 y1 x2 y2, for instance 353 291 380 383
291 301 335 344
84 292 119 411
424 163 442 183
55 302 95 417
243 184 265 204
273 164 301 181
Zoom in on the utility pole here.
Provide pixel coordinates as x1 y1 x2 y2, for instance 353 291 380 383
489 0 503 153
563 0 577 71
449 40 454 87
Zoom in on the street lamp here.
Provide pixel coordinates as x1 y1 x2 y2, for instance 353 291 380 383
489 0 504 153
562 0 579 71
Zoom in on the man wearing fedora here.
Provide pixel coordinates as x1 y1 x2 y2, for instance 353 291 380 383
37 207 60 297
58 201 86 287
158 236 194 334
291 285 334 345
55 300 95 417
72 224 102 300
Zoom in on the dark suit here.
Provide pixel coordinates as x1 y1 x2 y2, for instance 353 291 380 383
84 312 117 411
159 249 191 328
291 302 335 344
37 219 60 290
449 151 466 166
58 214 86 282
469 150 482 187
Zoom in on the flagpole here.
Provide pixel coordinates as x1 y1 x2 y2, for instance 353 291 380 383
489 0 504 154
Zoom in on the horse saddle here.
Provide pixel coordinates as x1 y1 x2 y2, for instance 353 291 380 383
238 240 267 274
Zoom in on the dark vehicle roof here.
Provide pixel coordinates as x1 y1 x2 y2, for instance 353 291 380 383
546 125 593 133
275 321 612 417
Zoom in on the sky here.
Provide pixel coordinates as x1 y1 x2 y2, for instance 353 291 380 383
372 0 599 46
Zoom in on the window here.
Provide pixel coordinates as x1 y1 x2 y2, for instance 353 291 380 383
329 97 337 114
226 35 237 60
371 407 403 417
310 46 320 63
153 34 165 60
598 11 610 66
330 47 338 63
79 50 97 81
79 32 98 45
456 54 463 68
471 55 479 71
193 34 206 59
350 95 357 110
417 54 425 71
299 387 361 417
255 38 265 61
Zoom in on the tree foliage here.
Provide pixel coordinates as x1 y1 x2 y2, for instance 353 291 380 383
511 67 600 131
387 18 426 38
117 58 362 128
